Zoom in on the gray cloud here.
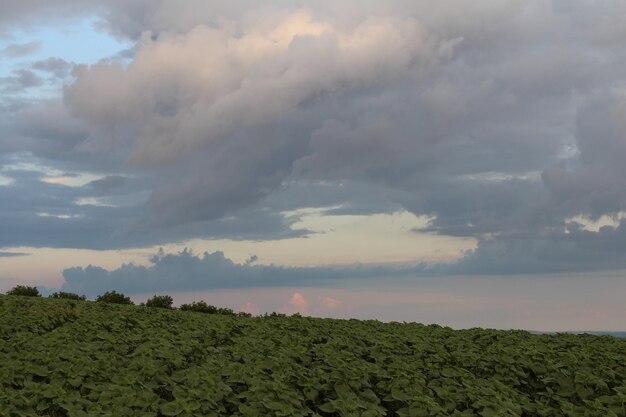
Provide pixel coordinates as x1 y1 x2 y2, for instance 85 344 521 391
65 13 437 166
1 69 43 93
87 175 127 193
542 93 626 219
1 1 626 275
32 57 73 78
0 1 92 30
451 220 626 275
57 219 626 295
0 41 41 57
0 164 310 250
1 101 88 159
0 251 27 257
60 248 421 297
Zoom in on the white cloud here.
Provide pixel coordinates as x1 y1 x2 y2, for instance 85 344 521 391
0 175 13 186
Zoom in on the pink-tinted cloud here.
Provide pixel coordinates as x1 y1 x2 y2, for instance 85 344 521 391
279 292 311 315
239 301 260 315
138 272 626 331
319 296 341 311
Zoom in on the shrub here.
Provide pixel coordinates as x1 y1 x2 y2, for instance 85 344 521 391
179 300 238 315
145 294 173 309
95 291 133 305
6 285 40 297
216 307 236 316
179 300 218 314
49 291 86 301
264 312 286 318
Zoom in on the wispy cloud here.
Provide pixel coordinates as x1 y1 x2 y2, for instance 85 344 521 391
0 41 41 58
319 296 341 311
31 57 73 78
0 69 43 93
239 301 260 315
0 251 27 257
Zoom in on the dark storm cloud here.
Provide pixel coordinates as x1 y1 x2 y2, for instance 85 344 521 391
2 1 626 275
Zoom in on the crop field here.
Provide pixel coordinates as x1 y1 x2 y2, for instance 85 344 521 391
1 295 625 417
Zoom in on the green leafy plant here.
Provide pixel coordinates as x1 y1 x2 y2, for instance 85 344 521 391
264 311 286 317
215 307 236 316
49 291 87 301
145 294 174 309
95 290 133 305
0 296 625 417
179 300 218 314
178 300 239 316
6 285 40 297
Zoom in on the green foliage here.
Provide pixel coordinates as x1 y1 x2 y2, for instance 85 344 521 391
95 290 133 305
264 311 286 317
0 296 625 417
179 300 237 316
179 300 218 313
6 285 40 297
145 294 173 309
49 291 87 301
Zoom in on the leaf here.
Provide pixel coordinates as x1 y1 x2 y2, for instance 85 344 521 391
391 387 411 402
318 402 336 413
262 400 285 411
335 382 352 398
160 401 184 416
397 406 428 417
68 377 83 388
304 388 318 401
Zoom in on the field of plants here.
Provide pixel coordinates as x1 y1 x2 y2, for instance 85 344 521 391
1 295 625 417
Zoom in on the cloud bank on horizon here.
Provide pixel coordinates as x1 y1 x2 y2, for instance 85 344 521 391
59 248 430 297
2 0 626 292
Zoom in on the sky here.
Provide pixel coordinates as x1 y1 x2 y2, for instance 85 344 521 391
1 0 626 331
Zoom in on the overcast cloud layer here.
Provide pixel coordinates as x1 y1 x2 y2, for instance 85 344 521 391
2 0 626 282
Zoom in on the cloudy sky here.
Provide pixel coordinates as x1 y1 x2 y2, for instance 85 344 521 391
1 0 626 331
